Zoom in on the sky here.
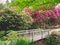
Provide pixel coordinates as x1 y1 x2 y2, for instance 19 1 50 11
0 0 11 4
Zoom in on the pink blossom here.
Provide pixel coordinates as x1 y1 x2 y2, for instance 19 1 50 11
49 10 58 19
54 7 60 17
23 7 60 26
23 7 28 12
35 11 39 15
44 11 49 19
27 11 33 15
53 21 58 26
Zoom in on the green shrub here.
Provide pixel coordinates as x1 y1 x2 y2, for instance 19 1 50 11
0 41 10 45
0 37 34 45
0 31 18 41
0 31 34 45
10 37 34 45
45 31 60 45
0 8 33 30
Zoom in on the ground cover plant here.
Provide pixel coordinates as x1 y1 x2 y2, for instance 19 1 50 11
0 31 34 45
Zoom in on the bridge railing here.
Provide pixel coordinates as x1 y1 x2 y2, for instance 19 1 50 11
16 29 51 41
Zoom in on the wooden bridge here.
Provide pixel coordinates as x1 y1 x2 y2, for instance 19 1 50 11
16 29 51 41
16 28 60 41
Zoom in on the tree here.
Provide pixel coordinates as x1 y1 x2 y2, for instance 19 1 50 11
10 0 55 11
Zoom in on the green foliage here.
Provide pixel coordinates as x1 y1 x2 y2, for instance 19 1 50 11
0 30 13 41
0 4 4 10
0 31 5 35
0 37 34 45
0 36 8 41
45 31 60 45
54 0 60 4
0 31 34 45
0 41 10 45
10 37 34 45
15 38 34 45
10 0 55 10
45 36 51 45
7 31 18 40
0 8 33 30
0 31 17 41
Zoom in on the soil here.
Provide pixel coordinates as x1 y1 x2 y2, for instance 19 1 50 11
35 39 47 45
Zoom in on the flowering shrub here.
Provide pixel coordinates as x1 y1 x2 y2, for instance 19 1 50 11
0 8 33 30
23 6 60 28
